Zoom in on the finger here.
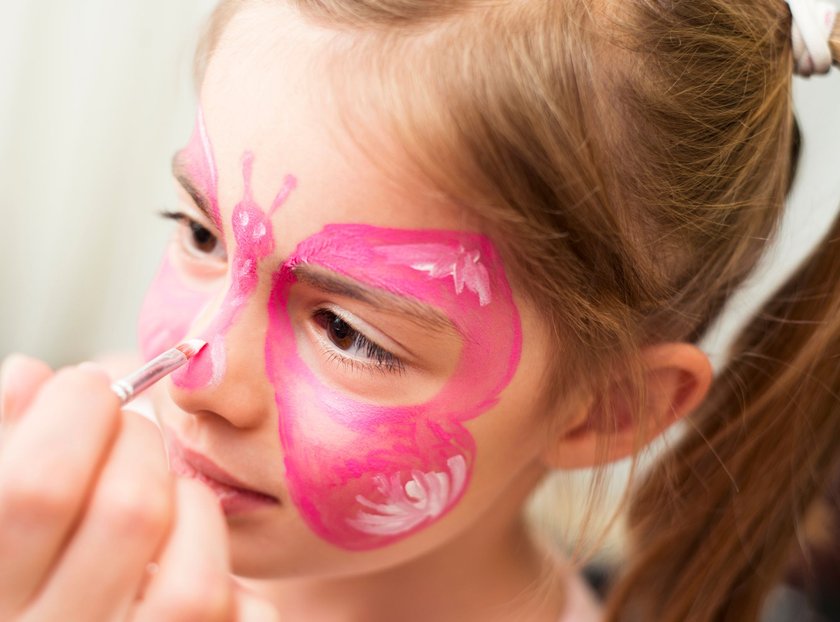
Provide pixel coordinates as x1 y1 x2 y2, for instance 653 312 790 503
22 412 173 621
132 478 234 622
0 366 122 619
0 354 54 427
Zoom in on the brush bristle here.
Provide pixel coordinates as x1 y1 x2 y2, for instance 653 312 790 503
175 339 208 359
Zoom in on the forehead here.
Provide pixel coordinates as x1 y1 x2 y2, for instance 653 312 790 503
198 5 467 253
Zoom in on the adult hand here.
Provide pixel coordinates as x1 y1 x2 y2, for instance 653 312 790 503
0 355 279 621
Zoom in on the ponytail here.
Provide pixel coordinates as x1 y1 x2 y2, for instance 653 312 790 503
605 202 840 621
601 6 840 619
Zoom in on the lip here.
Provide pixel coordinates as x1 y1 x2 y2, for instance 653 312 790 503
166 434 280 516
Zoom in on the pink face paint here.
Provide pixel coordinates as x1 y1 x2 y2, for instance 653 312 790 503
137 253 213 360
178 108 222 228
267 225 522 550
376 243 492 306
171 153 296 389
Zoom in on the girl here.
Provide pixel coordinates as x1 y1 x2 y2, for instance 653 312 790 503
1 1 838 620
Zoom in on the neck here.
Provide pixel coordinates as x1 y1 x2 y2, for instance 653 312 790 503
242 465 569 622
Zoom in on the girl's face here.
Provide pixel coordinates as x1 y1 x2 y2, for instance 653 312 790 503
138 5 558 577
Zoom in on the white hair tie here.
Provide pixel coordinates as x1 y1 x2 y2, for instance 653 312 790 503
786 0 837 76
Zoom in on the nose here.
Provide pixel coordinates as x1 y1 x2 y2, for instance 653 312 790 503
167 285 276 431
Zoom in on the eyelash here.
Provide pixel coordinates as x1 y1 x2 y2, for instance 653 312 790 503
313 309 405 376
159 212 404 377
160 210 225 259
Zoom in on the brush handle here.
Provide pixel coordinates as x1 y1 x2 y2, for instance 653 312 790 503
110 348 189 405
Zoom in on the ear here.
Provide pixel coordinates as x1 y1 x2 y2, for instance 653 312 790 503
543 343 713 469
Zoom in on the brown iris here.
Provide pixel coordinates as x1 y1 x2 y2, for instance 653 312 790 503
314 310 356 350
189 221 218 254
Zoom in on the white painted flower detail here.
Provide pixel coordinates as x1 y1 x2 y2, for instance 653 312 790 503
347 455 468 536
375 244 492 306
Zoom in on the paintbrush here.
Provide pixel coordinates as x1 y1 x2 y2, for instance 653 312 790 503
110 339 207 405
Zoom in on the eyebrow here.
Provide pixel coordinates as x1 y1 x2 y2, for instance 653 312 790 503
171 152 219 228
291 264 455 333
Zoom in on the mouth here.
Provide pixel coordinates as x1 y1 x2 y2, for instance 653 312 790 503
166 433 280 516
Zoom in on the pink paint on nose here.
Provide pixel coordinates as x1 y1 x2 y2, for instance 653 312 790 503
172 153 296 390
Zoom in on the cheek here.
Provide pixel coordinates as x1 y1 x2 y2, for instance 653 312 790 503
266 276 473 551
137 254 213 359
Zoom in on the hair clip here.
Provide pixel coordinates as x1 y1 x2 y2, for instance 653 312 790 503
786 0 837 76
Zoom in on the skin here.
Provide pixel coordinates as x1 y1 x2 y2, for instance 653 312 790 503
0 3 713 621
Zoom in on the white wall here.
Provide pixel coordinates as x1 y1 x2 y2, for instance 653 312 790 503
0 1 838 373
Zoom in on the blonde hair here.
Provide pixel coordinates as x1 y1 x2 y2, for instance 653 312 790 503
198 1 840 619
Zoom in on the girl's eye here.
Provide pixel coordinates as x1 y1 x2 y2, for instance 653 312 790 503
320 311 356 350
188 221 217 253
161 211 227 261
313 309 405 375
